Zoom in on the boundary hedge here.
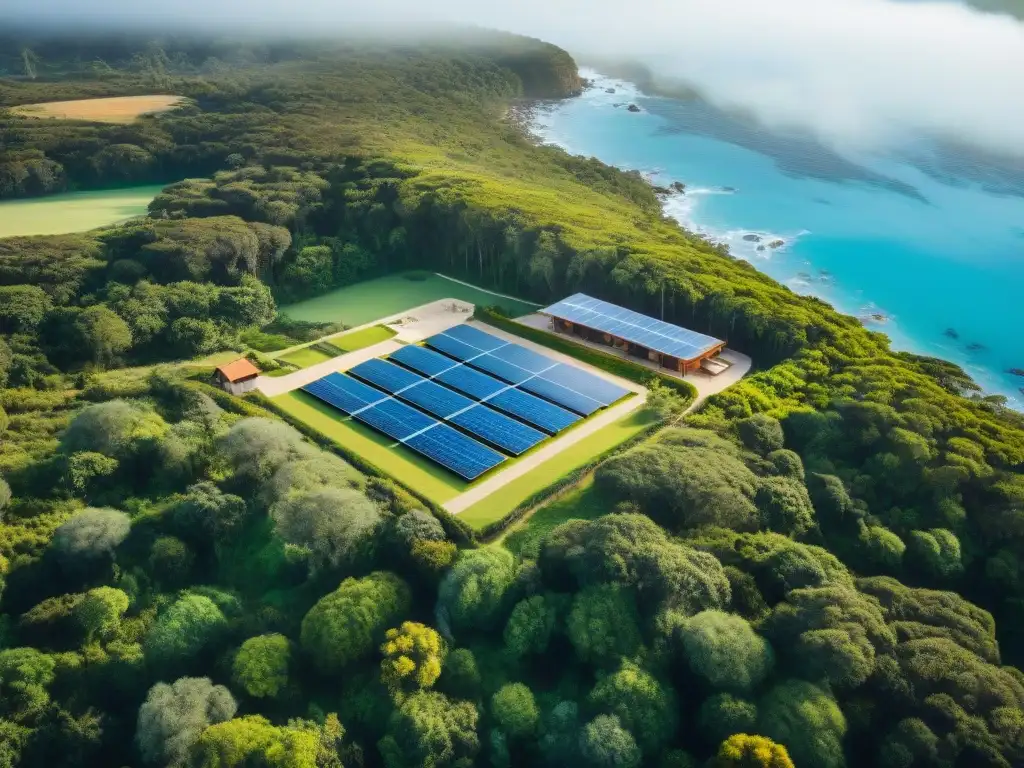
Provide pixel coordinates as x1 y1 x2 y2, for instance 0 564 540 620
474 309 697 403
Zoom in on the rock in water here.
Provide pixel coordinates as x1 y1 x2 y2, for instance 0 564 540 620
627 103 641 112
670 181 686 193
756 245 766 252
966 342 987 352
944 328 960 340
742 234 762 243
1008 368 1024 377
606 87 616 93
768 239 785 249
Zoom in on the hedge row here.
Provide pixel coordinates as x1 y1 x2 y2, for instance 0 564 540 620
243 389 476 546
474 309 697 402
476 417 665 541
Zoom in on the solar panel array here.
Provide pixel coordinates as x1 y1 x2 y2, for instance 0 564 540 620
300 324 632 481
301 372 505 480
424 324 629 416
541 292 723 361
348 359 545 455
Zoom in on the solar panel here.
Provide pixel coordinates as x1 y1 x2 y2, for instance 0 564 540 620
489 388 581 433
355 397 436 441
487 343 552 373
520 375 604 416
405 424 505 480
389 345 458 377
539 363 630 405
541 293 723 360
425 333 484 362
302 372 389 414
401 381 471 419
450 405 546 456
468 354 534 384
442 324 507 352
436 366 507 400
349 358 422 394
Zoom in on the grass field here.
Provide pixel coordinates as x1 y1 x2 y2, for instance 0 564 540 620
11 95 186 123
457 409 656 530
272 390 467 503
327 325 396 352
501 478 614 557
277 347 334 369
0 185 165 238
280 272 538 325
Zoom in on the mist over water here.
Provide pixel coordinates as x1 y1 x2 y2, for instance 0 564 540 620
531 71 1024 405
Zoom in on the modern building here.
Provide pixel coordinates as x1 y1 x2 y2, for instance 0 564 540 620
539 293 726 375
213 358 261 394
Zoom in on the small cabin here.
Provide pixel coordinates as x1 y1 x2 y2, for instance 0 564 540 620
213 358 261 395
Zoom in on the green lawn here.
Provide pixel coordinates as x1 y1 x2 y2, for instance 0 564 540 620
280 272 538 325
277 347 334 369
271 390 467 504
0 185 164 238
327 325 397 352
501 478 615 558
457 408 656 530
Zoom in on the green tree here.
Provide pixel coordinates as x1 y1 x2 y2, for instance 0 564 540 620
219 418 313 483
567 584 643 666
715 734 794 768
754 477 816 538
766 450 805 482
271 487 381 573
190 715 318 768
136 677 236 766
378 691 479 768
675 610 773 693
167 317 221 357
380 622 446 698
697 693 758 747
61 400 167 459
906 528 964 580
76 586 129 642
491 683 539 739
172 481 247 546
0 648 56 722
301 571 411 675
588 661 677 754
74 305 132 366
757 680 846 768
439 648 480 701
232 634 290 699
737 414 785 455
504 594 557 658
144 594 228 668
0 285 50 333
437 548 517 634
51 508 130 564
0 478 10 516
149 536 195 587
578 714 641 768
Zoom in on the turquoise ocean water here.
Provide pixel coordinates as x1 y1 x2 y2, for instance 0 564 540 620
531 71 1024 407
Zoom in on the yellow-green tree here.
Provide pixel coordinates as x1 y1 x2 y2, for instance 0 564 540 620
716 734 794 768
380 622 445 698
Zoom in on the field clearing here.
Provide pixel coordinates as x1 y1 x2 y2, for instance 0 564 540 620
271 390 466 503
280 272 538 325
327 325 397 352
457 409 655 530
277 347 334 369
11 95 187 123
0 185 164 238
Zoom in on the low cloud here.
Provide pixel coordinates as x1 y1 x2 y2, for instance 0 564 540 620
8 0 1024 157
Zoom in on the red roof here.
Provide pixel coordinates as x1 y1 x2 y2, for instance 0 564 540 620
215 358 261 383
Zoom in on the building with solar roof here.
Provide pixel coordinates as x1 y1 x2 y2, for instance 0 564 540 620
539 293 726 376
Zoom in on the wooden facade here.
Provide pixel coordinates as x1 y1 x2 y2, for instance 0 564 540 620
549 317 725 375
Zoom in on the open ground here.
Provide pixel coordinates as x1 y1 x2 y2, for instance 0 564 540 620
0 185 165 238
10 95 187 123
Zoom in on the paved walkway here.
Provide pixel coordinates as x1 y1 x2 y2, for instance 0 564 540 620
255 339 404 397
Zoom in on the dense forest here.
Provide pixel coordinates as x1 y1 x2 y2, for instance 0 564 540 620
1 25 1023 768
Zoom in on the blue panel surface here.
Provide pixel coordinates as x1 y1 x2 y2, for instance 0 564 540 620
400 381 472 419
539 363 630 405
469 354 533 384
354 397 436 441
442 324 507 351
349 358 422 393
436 366 507 400
487 343 553 374
389 345 458 377
519 375 603 416
450 405 546 456
301 372 389 414
488 388 581 433
425 334 483 362
405 424 505 480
